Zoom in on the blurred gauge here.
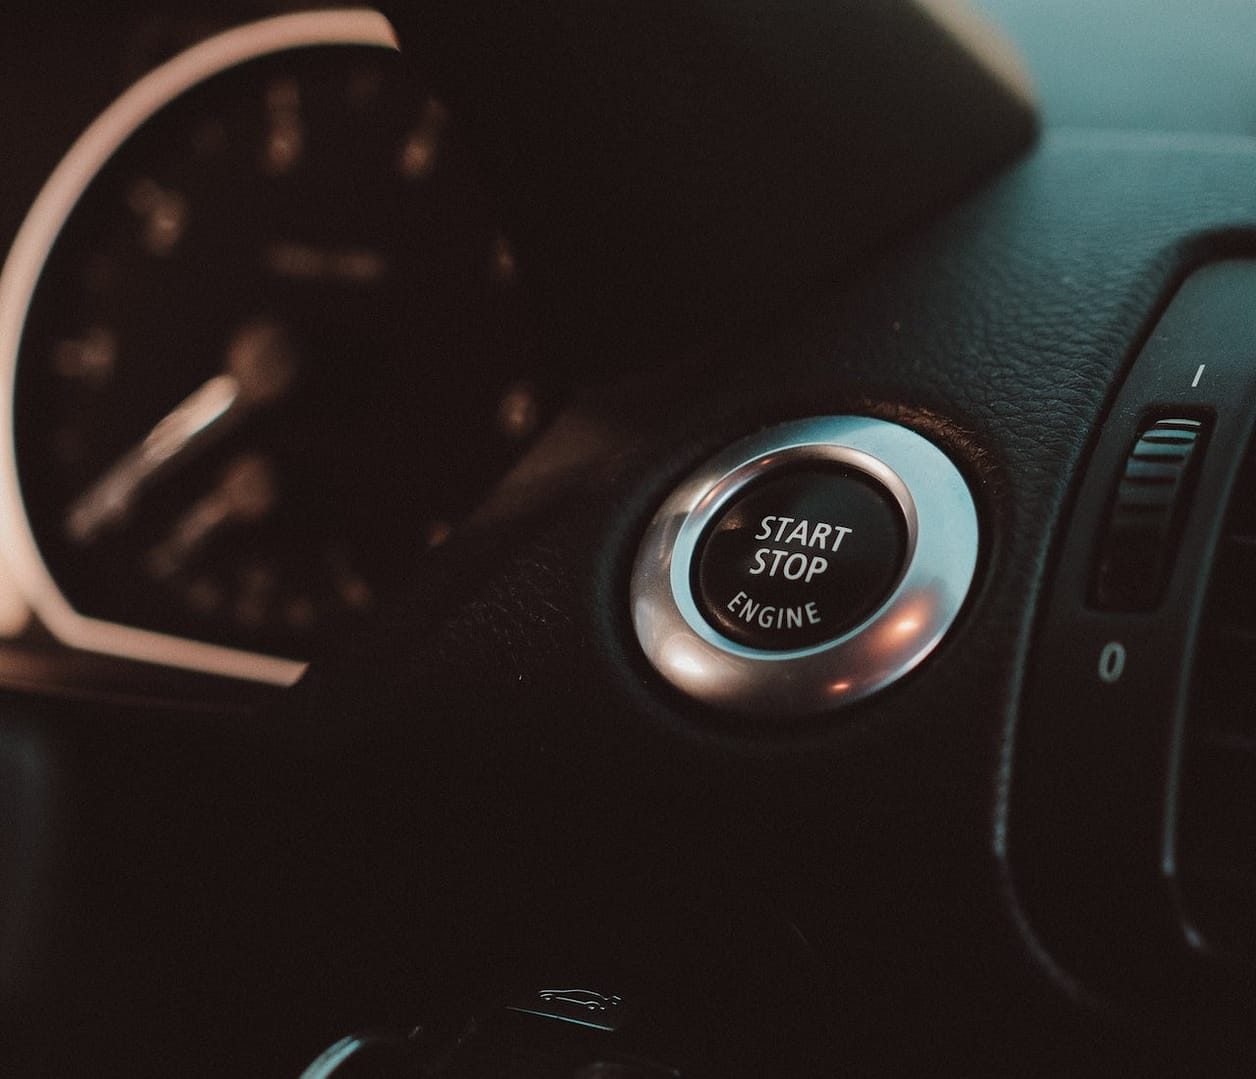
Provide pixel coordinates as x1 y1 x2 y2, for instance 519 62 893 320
0 10 548 684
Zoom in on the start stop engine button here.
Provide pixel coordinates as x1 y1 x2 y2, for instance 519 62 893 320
630 416 978 716
694 469 907 649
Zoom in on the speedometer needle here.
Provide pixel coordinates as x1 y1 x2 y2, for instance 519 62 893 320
64 319 296 545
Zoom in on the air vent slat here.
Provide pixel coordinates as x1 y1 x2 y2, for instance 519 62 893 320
1194 536 1256 644
1178 425 1256 964
1187 631 1256 739
1179 738 1256 874
1220 458 1256 535
1174 879 1256 962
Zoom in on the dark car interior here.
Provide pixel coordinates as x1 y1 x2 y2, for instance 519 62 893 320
4 2 1256 1075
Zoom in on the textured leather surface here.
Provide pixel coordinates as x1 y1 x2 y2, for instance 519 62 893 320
305 128 1256 1063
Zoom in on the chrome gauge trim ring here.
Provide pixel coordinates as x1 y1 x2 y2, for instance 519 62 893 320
0 10 398 687
630 416 979 716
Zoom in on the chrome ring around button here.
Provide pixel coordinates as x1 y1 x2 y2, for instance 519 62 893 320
630 416 979 716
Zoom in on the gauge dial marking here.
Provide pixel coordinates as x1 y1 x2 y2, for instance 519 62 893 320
127 178 188 257
489 233 517 285
425 520 453 549
64 319 295 544
397 97 448 180
146 454 277 580
497 382 539 440
263 241 388 284
333 572 372 611
53 326 116 385
262 78 304 175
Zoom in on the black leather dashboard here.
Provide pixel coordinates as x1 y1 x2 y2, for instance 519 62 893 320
5 4 1256 1076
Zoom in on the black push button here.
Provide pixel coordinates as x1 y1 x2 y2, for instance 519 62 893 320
1093 416 1206 611
693 468 906 650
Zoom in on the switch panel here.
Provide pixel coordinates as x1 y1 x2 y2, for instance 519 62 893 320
1092 417 1206 611
1006 260 1256 1007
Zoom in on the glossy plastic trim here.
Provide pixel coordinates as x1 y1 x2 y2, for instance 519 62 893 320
631 416 979 716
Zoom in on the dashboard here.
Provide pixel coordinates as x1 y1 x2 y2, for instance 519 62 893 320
3 3 1256 1077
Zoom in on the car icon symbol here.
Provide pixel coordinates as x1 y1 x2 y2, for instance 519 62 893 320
537 989 624 1012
